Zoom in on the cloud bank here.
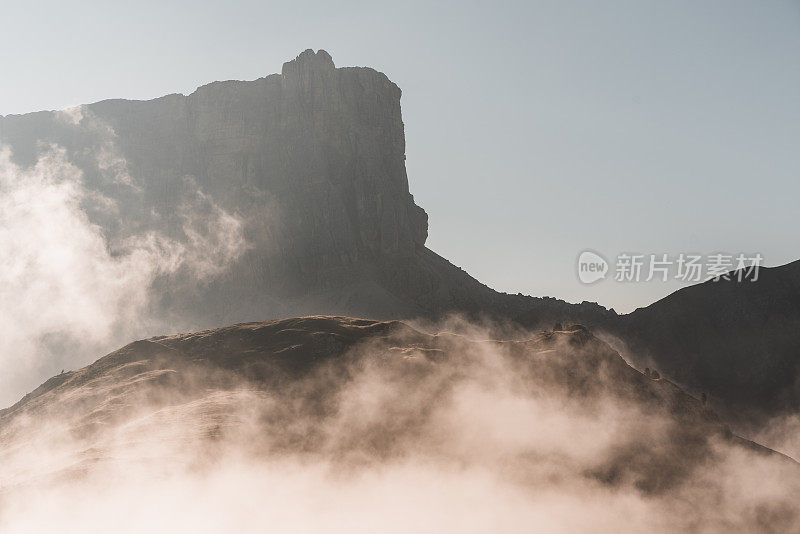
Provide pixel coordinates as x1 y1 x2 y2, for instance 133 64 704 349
0 141 246 406
0 321 797 533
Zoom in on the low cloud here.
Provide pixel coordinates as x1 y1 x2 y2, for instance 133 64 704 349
0 143 247 406
0 320 797 533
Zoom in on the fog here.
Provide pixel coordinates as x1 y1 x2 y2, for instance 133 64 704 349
0 138 246 406
0 321 797 533
754 414 800 463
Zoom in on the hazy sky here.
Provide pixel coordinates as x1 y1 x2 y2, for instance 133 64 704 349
2 0 798 312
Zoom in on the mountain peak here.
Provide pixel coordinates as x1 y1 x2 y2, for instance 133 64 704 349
281 48 335 76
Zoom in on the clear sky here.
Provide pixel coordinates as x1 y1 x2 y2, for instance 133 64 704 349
2 0 798 312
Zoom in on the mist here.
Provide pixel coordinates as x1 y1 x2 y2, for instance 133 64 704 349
0 140 246 406
0 320 797 533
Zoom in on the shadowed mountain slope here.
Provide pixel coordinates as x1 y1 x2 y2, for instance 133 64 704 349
515 261 800 428
610 261 800 424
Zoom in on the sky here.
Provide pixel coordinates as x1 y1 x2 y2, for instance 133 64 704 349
1 0 798 312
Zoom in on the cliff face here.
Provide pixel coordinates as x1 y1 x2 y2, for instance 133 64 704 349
0 49 607 327
114 50 425 259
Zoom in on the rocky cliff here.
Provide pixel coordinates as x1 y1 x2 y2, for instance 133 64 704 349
0 49 608 328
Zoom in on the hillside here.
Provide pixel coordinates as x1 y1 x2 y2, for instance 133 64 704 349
0 317 797 531
609 260 800 426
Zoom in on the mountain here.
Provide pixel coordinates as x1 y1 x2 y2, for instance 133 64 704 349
1 316 796 532
0 49 608 329
606 260 800 425
514 261 800 430
2 48 798 437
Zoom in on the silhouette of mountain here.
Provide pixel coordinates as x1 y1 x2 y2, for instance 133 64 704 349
2 49 798 434
0 49 608 329
608 260 800 426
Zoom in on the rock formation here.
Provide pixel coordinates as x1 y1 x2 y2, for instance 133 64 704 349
0 49 609 329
